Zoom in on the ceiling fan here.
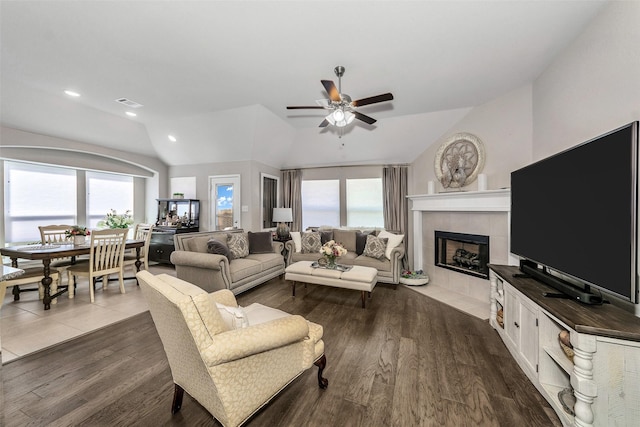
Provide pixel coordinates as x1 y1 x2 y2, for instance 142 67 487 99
287 66 394 128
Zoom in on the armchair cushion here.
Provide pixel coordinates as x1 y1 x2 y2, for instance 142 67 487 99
202 315 310 365
227 232 249 259
248 231 274 254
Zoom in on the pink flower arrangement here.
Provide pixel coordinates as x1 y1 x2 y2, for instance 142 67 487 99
66 226 90 237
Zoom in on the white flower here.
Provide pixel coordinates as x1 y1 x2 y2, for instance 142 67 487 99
320 240 347 257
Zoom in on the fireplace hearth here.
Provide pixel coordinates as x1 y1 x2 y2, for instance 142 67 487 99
435 231 489 279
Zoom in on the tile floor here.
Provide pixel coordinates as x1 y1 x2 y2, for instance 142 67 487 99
1 264 488 364
1 263 176 363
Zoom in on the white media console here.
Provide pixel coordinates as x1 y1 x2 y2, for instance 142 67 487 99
489 265 640 427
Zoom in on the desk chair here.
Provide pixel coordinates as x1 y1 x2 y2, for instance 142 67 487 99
67 228 128 303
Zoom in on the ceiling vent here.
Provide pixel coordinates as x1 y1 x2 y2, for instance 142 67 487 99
115 98 143 108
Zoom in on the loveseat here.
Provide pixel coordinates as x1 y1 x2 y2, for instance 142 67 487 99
170 230 285 295
284 228 405 285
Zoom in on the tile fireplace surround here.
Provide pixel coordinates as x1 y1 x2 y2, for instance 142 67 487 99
407 189 513 318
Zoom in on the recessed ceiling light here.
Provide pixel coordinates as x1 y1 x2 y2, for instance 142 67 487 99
64 90 80 97
126 111 137 117
168 135 177 142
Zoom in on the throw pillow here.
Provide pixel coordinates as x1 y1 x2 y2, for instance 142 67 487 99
216 302 249 329
378 230 405 259
290 231 302 252
333 229 356 252
363 234 388 260
248 231 274 254
301 232 321 254
227 232 249 259
206 238 231 259
355 231 371 255
320 230 334 245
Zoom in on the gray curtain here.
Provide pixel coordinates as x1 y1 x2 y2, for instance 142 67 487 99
282 169 302 232
262 177 277 228
383 165 409 267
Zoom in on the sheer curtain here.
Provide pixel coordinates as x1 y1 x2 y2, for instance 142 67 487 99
282 169 302 232
383 165 409 267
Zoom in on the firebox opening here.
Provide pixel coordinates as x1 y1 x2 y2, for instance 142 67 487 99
435 231 490 279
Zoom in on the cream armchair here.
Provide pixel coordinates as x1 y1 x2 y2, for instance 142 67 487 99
136 271 327 427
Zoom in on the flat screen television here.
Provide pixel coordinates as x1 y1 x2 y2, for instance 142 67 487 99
511 121 639 304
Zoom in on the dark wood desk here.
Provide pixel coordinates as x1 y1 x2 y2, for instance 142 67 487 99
1 240 144 310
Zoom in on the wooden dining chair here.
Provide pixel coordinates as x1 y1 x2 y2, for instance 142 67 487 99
1 267 61 306
38 224 76 284
123 224 154 274
66 228 128 303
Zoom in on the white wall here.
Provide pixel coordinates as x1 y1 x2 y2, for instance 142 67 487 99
532 0 640 160
168 159 281 232
410 84 533 196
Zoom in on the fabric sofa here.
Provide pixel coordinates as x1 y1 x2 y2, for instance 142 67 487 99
284 228 405 285
170 230 285 295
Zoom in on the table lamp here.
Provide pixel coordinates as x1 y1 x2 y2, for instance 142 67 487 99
272 208 293 239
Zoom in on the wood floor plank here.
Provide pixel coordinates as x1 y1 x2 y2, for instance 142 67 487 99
2 277 561 427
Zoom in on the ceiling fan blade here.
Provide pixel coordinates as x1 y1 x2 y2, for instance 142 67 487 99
351 93 394 107
354 111 377 125
287 106 326 110
319 119 330 128
321 80 341 102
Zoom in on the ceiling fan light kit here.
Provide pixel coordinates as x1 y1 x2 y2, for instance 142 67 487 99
287 65 394 131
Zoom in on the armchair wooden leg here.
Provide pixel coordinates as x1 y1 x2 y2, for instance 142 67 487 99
171 384 184 414
314 354 328 389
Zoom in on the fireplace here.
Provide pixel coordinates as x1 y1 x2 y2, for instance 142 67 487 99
435 231 490 279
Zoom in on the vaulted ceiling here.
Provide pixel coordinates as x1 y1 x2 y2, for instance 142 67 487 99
0 1 608 169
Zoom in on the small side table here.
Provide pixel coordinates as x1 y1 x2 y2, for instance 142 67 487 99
273 236 292 263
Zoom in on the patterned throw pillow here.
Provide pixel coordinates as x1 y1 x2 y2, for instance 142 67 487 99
301 232 322 254
227 232 249 259
363 234 388 260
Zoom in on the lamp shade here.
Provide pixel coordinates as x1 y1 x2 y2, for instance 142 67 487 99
272 208 293 223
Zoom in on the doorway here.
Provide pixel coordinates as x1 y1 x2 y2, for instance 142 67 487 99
209 175 241 231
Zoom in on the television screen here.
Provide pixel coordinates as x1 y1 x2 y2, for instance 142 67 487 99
511 122 639 303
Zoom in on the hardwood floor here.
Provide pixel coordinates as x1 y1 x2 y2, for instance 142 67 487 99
3 277 561 426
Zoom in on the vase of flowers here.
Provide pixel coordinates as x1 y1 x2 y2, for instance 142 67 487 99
66 226 90 245
400 269 429 286
97 209 134 229
319 240 347 269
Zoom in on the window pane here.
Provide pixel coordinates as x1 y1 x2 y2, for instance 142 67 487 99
301 180 340 230
346 178 384 228
87 171 134 228
4 162 76 243
215 184 234 230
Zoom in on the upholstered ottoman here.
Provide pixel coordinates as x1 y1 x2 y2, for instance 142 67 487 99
285 260 378 308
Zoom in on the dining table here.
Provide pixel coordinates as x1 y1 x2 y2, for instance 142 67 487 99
0 239 145 310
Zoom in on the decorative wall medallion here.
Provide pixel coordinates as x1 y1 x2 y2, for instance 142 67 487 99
434 132 485 189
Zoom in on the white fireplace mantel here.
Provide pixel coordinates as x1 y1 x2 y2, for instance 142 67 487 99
407 189 513 269
408 188 511 212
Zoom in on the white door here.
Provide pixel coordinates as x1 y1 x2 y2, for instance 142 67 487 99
209 175 241 231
